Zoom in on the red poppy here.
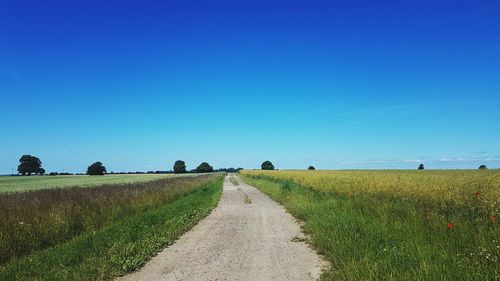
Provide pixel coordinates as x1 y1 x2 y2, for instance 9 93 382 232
490 216 497 223
447 223 455 229
473 192 481 197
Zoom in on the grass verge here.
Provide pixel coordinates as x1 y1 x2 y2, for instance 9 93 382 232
0 175 223 280
240 174 499 281
0 175 218 264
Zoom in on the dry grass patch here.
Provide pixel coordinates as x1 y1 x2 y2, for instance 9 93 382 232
243 194 252 204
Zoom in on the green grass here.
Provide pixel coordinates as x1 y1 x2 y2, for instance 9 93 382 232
240 173 500 281
0 174 196 193
0 175 218 264
0 175 223 280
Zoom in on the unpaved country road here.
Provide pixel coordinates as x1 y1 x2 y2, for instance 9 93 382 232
117 174 327 281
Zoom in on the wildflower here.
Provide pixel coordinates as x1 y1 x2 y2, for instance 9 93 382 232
490 216 497 223
473 192 481 197
447 223 455 229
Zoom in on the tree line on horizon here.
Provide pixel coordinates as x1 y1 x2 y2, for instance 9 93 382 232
12 155 491 176
13 155 243 176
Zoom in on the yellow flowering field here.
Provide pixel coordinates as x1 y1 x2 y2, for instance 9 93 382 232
240 169 500 280
241 169 500 205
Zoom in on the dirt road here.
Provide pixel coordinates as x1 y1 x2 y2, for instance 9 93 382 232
117 174 326 281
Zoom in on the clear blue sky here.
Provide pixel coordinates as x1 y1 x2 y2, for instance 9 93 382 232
1 0 499 173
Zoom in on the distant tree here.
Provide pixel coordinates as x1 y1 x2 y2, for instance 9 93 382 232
48 172 58 176
479 165 488 170
17 155 42 176
38 168 45 175
418 164 425 170
261 161 275 170
173 160 187 174
87 162 107 175
308 166 315 170
196 162 213 173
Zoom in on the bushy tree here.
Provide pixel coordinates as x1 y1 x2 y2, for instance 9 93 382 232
308 166 315 170
87 162 106 175
196 162 213 173
479 164 488 170
17 155 43 176
173 160 187 174
261 161 275 170
418 164 425 170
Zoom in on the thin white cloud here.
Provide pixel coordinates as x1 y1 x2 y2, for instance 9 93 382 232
403 159 422 163
327 155 500 166
431 7 485 26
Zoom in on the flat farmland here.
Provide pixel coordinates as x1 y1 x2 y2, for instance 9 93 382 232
0 174 195 193
240 170 500 280
0 174 224 280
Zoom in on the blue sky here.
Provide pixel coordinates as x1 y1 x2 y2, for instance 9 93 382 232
1 0 499 173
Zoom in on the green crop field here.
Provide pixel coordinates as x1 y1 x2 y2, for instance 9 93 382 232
240 170 500 281
0 174 196 193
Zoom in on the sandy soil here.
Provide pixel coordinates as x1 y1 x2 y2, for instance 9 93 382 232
117 174 327 281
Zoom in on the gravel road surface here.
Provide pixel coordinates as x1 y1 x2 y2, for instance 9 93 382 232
117 174 326 281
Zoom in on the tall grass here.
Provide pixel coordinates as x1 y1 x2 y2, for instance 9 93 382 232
0 175 218 265
241 170 500 281
0 175 223 281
